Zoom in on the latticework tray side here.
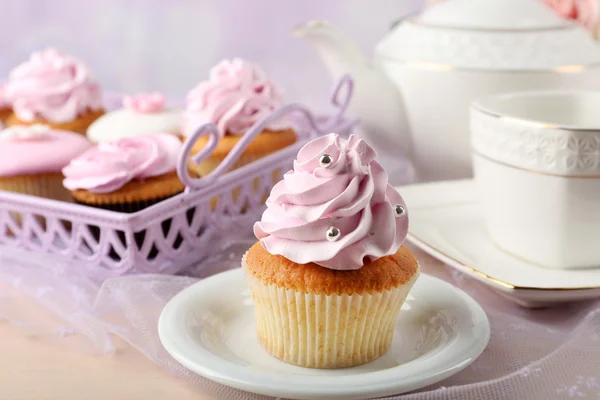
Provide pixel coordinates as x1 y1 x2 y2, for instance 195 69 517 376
0 77 356 279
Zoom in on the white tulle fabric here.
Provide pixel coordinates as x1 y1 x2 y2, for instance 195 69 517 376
1 235 600 399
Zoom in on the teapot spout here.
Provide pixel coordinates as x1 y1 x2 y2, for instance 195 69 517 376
293 20 413 164
292 20 370 80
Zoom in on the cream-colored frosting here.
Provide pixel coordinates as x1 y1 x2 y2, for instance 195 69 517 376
86 108 182 143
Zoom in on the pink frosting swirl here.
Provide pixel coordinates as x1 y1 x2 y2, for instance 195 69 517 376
254 133 408 271
0 126 93 176
122 92 166 113
62 133 182 193
182 58 289 136
5 48 103 123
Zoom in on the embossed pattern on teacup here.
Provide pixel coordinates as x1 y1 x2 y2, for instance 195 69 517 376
471 110 600 176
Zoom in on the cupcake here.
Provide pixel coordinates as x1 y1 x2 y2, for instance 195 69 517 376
243 133 419 369
0 124 93 201
62 133 184 213
4 48 104 134
182 58 296 176
87 92 182 143
0 84 12 123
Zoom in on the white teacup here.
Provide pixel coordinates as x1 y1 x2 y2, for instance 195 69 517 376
471 91 600 269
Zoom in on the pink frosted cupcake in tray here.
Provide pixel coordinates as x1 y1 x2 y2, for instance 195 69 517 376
0 124 93 201
62 133 185 213
4 48 104 134
182 58 296 176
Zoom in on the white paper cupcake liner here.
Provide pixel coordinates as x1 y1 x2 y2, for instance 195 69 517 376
242 254 419 369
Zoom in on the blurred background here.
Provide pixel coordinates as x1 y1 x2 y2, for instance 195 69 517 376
0 0 421 110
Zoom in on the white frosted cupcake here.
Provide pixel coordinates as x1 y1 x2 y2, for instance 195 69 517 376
243 133 420 369
87 93 182 143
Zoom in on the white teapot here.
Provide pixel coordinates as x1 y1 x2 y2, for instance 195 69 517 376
294 0 600 181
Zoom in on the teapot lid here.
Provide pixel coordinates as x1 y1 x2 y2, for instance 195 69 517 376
419 0 567 30
376 0 600 71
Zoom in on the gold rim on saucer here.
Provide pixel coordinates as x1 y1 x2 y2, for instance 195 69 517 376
408 232 600 292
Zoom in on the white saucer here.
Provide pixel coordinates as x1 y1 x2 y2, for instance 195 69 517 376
159 268 490 400
400 179 600 308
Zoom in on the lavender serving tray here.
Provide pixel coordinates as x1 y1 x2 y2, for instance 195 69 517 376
0 77 356 279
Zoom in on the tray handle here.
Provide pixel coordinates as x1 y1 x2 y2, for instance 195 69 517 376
177 74 353 191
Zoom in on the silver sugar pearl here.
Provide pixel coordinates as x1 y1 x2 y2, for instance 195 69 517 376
319 153 333 168
394 204 406 218
326 226 341 242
